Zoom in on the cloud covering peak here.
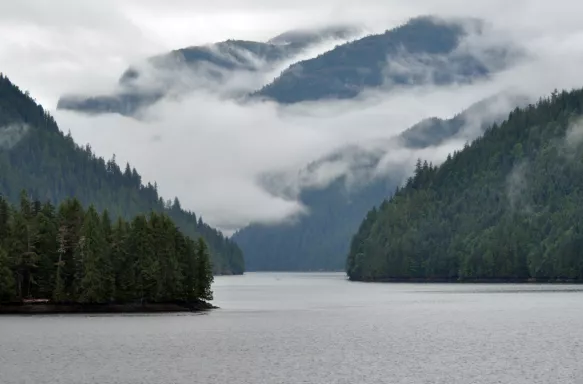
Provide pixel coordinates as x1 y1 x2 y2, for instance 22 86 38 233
3 0 583 233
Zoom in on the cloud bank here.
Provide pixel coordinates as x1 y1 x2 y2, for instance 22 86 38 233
3 0 583 232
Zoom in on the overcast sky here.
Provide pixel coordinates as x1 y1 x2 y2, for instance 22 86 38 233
2 0 583 233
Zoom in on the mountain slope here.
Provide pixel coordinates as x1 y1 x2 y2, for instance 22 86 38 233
57 26 359 116
233 93 525 271
347 88 583 282
255 16 518 104
0 74 244 274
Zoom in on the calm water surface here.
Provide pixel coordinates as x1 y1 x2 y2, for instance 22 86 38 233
1 272 583 383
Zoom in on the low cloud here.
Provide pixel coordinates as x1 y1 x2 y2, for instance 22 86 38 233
506 160 532 214
564 117 583 150
0 124 30 150
4 1 583 233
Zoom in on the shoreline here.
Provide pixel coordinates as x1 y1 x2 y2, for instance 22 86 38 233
0 300 218 315
349 277 583 284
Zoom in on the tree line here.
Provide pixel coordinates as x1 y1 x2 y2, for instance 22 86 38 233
347 88 583 282
0 191 213 304
233 95 515 272
0 74 244 275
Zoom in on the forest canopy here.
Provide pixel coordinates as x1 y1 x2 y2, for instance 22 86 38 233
0 192 214 304
347 88 583 282
0 73 244 275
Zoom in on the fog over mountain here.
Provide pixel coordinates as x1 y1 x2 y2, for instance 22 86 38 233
2 0 583 234
56 25 363 116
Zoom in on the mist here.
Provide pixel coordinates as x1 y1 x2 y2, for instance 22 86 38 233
3 0 583 232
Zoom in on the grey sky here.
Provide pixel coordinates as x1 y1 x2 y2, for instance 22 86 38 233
2 0 583 232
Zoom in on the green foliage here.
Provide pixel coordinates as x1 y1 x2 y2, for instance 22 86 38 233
0 193 214 304
234 94 522 271
0 247 15 301
347 88 583 282
195 237 214 301
0 74 243 275
78 206 109 303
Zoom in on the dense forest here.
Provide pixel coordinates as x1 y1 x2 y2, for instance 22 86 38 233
234 93 523 271
0 74 244 274
0 192 213 304
347 87 583 282
254 16 517 103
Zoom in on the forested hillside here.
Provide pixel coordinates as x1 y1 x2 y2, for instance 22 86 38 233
233 175 393 271
233 94 523 271
347 88 583 282
0 193 213 304
254 16 517 103
0 74 244 274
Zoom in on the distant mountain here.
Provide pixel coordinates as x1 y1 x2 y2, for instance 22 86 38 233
232 92 529 271
347 88 583 282
0 74 244 274
57 25 360 116
254 16 520 104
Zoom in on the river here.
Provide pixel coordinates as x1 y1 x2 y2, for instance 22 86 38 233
1 272 582 383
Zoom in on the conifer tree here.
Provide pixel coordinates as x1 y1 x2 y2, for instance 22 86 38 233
111 217 132 302
9 204 38 298
101 209 115 300
34 206 58 298
78 206 109 303
0 247 15 301
0 194 215 305
195 238 214 301
0 196 10 247
129 214 156 301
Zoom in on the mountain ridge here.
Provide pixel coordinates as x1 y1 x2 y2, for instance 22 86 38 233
253 16 519 104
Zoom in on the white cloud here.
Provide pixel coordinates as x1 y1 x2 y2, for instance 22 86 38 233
3 0 583 232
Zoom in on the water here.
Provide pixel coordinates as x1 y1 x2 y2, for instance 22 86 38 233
1 272 583 384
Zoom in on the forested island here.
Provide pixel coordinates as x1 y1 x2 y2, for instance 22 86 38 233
347 88 583 282
0 192 215 313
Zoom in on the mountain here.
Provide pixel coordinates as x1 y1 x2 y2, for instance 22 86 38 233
254 16 519 104
57 26 360 116
0 74 244 274
232 93 527 271
347 88 583 282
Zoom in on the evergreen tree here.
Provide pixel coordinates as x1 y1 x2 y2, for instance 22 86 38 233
0 196 10 247
0 196 215 305
0 247 15 301
34 205 58 297
347 88 583 282
78 206 109 303
195 238 214 301
9 203 38 298
111 217 132 302
101 209 114 300
0 74 244 275
129 214 156 302
57 198 84 299
53 223 67 302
